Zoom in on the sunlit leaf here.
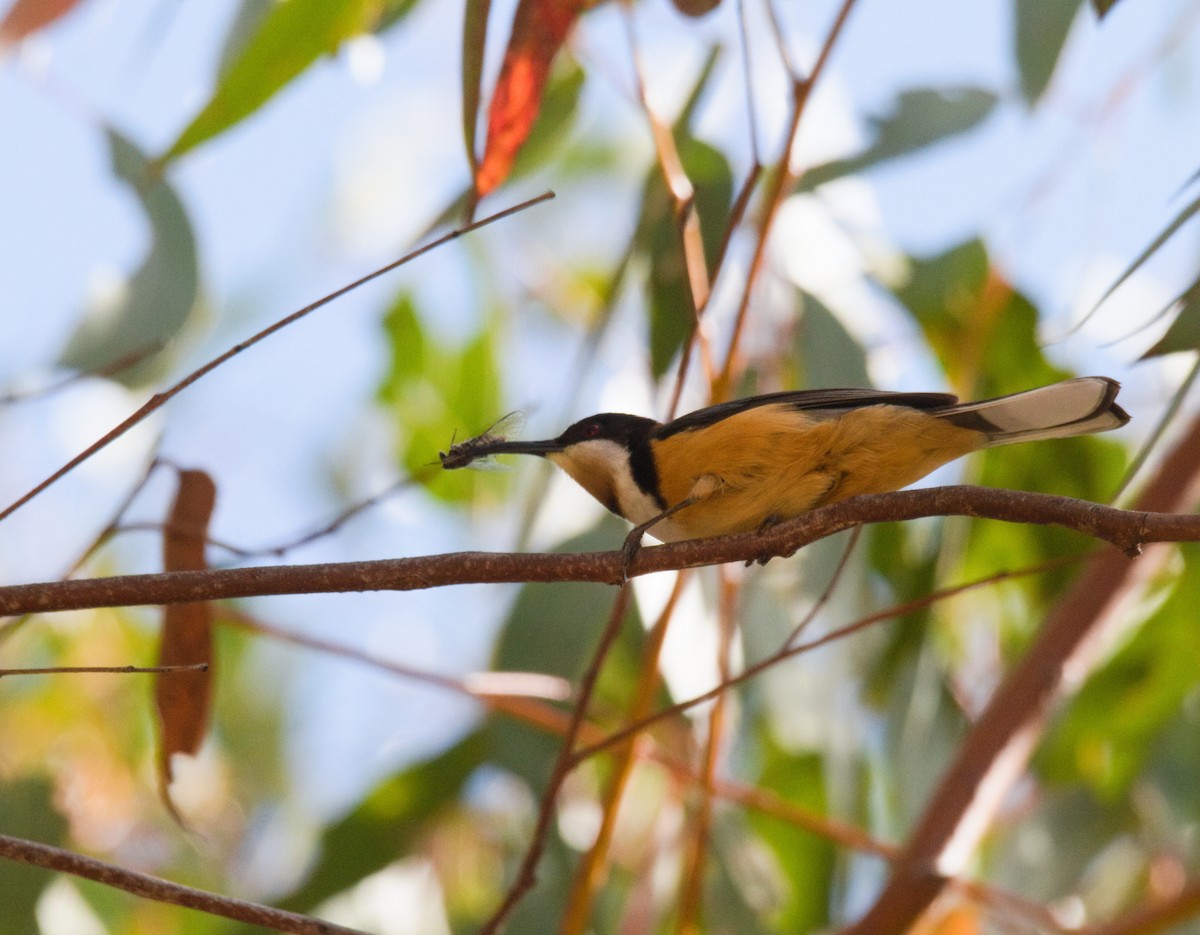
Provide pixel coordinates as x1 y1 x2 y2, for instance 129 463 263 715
1140 277 1200 358
893 238 1128 608
214 0 272 76
475 0 590 196
161 0 381 164
1015 0 1082 105
798 87 998 191
378 291 505 503
58 130 199 386
0 0 83 44
745 732 834 930
1039 550 1200 799
508 60 584 180
156 470 216 803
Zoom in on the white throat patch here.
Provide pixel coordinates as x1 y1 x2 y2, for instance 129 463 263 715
549 439 664 527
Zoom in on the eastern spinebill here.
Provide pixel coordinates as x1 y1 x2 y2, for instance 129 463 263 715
439 377 1128 543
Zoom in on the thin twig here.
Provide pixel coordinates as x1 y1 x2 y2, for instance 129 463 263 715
0 192 554 526
784 525 861 646
676 570 738 934
715 0 858 399
559 573 689 935
1112 357 1200 504
223 609 569 701
479 586 633 935
569 557 1075 765
0 833 367 935
0 663 208 677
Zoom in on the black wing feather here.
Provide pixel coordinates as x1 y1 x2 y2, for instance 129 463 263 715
654 389 960 440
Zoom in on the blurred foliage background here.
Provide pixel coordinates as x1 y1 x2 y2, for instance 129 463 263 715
2 0 1200 932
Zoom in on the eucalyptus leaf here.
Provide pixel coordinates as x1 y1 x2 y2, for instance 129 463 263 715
58 129 199 387
799 87 997 191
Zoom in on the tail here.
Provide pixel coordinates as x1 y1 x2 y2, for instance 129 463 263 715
940 377 1129 446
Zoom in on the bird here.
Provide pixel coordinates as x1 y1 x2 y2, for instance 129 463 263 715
439 377 1128 544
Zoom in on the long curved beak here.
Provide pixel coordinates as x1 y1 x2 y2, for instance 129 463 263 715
440 436 563 470
469 438 563 456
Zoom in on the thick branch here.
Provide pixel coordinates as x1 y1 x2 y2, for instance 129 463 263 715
1 486 1197 618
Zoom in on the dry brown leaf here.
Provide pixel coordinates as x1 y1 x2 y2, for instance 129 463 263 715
155 469 216 802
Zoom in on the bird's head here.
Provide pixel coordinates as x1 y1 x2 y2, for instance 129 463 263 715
440 412 659 515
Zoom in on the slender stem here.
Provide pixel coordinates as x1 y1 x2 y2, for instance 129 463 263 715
479 587 632 935
715 0 859 398
559 573 688 935
0 192 554 525
0 663 208 677
0 834 367 935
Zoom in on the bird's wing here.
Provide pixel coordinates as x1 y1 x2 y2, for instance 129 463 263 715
654 389 960 439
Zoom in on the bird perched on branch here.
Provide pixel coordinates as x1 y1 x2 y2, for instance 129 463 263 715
440 377 1128 544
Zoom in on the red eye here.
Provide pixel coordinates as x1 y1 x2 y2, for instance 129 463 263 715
585 422 601 438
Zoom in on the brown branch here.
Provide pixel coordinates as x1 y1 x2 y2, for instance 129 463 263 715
1 486 1195 619
842 412 1200 935
0 833 367 935
0 663 208 677
0 192 554 526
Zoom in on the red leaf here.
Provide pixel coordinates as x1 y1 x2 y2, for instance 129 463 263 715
474 0 586 197
155 470 217 806
0 0 83 45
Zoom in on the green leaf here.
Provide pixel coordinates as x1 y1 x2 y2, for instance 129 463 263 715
623 49 732 379
744 732 834 930
1039 551 1200 799
215 0 272 76
892 238 1129 611
1090 187 1200 315
487 517 652 790
280 731 488 912
161 0 381 164
1140 276 1200 358
641 136 732 378
378 290 504 504
58 129 199 387
792 291 870 388
378 0 423 31
0 777 70 934
461 0 492 173
1015 0 1083 105
798 87 998 191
